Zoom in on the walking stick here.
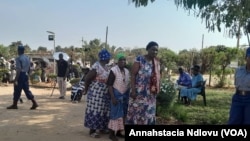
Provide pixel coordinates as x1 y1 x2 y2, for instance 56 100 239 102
50 79 57 97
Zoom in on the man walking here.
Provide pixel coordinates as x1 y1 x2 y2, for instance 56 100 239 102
7 45 38 110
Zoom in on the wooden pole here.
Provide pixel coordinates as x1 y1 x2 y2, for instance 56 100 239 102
105 26 108 49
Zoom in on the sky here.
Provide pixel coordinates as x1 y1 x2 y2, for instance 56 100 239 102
1 0 249 53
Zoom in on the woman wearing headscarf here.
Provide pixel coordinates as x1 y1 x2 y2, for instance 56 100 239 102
83 48 112 138
106 53 130 141
126 41 161 125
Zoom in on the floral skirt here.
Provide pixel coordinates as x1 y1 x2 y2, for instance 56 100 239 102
126 94 156 125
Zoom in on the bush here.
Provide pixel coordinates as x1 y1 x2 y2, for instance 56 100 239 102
157 78 177 112
69 78 81 86
0 69 9 81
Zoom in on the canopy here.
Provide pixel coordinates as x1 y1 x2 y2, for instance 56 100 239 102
53 52 70 61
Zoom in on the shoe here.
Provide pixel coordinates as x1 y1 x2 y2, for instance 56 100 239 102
100 129 109 134
109 134 118 141
59 96 65 99
30 104 39 110
7 105 18 109
89 130 100 138
116 131 125 138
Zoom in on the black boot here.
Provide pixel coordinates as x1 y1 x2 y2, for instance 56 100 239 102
30 99 38 110
109 130 118 141
7 100 18 109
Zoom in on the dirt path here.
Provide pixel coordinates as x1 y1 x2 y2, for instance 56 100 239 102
0 84 124 141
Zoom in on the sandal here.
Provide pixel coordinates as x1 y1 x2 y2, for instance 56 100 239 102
90 132 100 138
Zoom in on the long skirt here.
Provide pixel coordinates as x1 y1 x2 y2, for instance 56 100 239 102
108 88 129 131
84 82 110 130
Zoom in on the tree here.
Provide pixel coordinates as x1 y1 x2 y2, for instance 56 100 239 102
130 0 250 46
37 46 48 53
158 48 177 75
8 41 23 57
0 44 9 59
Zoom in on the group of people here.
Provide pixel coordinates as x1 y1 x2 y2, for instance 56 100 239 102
83 41 160 140
176 47 250 125
0 57 16 85
5 41 161 140
4 40 250 141
176 65 204 106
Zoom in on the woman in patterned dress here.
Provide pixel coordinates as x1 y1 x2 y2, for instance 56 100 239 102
107 53 130 141
83 49 112 138
126 41 161 125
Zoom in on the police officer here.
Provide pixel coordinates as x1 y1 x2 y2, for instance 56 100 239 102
7 45 38 110
228 47 250 124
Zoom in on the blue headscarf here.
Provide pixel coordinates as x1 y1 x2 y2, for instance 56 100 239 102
98 48 111 61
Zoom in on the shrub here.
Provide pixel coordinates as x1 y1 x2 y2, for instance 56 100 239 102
157 78 177 112
69 78 81 85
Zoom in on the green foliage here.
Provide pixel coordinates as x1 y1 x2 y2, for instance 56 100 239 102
69 78 81 85
157 88 232 125
30 70 42 84
130 0 250 42
125 62 133 71
0 69 9 81
47 73 57 79
157 78 177 111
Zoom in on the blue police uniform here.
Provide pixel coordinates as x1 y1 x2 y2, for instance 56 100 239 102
228 47 250 124
14 53 34 100
7 45 38 110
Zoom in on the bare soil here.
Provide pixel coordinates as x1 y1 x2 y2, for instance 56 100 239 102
0 82 124 141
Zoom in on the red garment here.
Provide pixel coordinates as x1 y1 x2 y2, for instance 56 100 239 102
150 58 160 95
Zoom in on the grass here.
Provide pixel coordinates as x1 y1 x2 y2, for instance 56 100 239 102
157 87 234 125
30 81 233 125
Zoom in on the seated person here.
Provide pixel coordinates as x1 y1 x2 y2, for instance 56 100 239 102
180 65 204 105
176 67 192 89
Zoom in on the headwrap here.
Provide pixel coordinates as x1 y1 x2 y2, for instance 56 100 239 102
115 52 125 60
246 47 250 57
98 48 111 61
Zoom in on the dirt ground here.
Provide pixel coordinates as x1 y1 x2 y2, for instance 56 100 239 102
0 83 124 141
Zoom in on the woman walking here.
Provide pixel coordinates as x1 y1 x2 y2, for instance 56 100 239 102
83 48 112 138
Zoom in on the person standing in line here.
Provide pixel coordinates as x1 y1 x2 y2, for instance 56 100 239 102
106 53 130 141
6 45 38 110
126 41 161 125
228 47 250 125
56 53 69 99
83 48 112 138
